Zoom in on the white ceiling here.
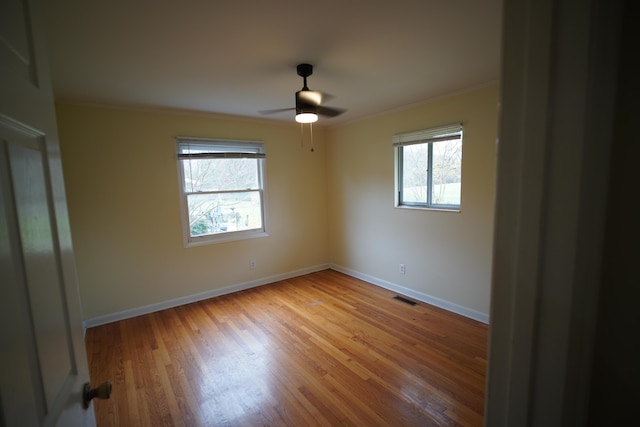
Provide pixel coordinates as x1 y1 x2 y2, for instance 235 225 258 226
44 0 502 126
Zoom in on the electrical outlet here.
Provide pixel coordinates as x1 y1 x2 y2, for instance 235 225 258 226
250 260 256 269
399 264 405 275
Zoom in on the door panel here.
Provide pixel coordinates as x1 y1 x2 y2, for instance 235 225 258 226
8 135 74 412
0 139 41 427
0 0 36 83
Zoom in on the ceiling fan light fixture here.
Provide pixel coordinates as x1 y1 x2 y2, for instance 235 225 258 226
295 112 318 123
259 64 345 124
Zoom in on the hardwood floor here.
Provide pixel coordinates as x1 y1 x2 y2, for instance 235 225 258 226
85 269 488 426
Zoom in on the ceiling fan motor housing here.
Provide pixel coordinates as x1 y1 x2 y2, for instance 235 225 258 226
295 90 316 114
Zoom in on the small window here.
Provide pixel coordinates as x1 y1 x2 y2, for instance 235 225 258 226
176 137 268 246
394 123 463 210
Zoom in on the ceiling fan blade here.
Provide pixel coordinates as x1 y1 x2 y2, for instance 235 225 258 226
259 107 295 115
316 105 346 117
297 90 321 106
297 90 335 106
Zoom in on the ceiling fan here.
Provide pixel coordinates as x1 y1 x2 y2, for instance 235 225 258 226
260 63 346 123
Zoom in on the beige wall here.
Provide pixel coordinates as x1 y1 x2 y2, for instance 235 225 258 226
57 105 329 320
57 84 498 322
326 85 498 316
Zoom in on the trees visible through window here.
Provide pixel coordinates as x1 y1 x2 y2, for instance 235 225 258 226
176 138 268 246
394 123 463 210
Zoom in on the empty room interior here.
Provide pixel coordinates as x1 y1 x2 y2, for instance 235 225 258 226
3 0 636 425
47 1 499 424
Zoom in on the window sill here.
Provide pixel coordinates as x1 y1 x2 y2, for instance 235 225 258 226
394 204 461 213
184 230 269 248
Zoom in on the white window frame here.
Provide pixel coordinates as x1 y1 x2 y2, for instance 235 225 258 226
393 123 463 211
176 137 269 247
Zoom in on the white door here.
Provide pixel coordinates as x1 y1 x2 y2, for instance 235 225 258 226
0 0 97 425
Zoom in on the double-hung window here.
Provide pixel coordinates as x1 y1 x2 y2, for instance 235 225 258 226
176 137 268 246
394 123 463 210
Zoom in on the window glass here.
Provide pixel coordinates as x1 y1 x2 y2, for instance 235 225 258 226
395 124 462 210
401 143 428 204
177 138 268 245
431 138 462 206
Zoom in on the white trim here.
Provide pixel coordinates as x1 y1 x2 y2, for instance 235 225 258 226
83 262 489 330
83 264 329 329
334 81 499 128
53 81 498 129
393 124 463 211
175 138 269 247
330 264 489 324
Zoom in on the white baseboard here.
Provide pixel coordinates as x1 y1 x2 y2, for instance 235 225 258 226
83 262 489 330
329 264 490 324
83 263 330 329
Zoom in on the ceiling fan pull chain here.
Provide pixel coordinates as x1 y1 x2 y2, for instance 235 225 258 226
300 123 304 149
310 123 314 152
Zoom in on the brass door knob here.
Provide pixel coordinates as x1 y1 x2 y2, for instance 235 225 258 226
83 381 112 409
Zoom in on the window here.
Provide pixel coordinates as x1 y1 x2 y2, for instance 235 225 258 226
394 123 463 210
176 137 268 246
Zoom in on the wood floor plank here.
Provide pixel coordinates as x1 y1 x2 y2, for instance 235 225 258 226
87 269 488 426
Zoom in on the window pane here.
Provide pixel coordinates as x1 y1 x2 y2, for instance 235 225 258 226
187 191 262 237
431 138 462 205
401 144 428 204
182 158 259 193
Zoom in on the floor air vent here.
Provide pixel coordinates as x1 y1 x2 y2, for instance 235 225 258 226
393 295 417 306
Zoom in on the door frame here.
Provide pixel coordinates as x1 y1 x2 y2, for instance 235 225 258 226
486 0 624 424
